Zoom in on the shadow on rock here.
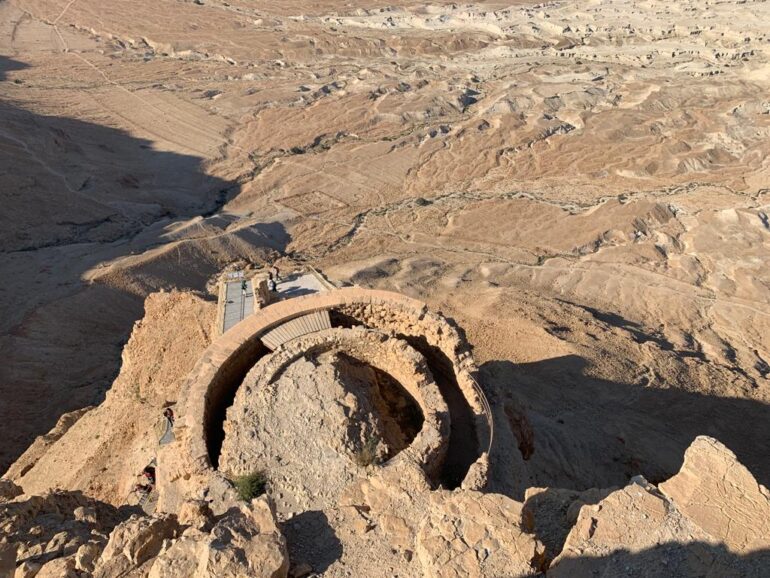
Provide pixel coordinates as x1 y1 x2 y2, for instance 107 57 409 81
549 541 770 577
0 55 28 81
481 354 770 498
251 221 291 253
282 510 342 573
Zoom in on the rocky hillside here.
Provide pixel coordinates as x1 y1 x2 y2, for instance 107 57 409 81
2 428 768 576
5 292 215 505
2 289 769 576
1 0 769 574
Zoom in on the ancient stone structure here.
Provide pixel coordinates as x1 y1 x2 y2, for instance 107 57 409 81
4 286 769 577
221 327 451 480
170 287 493 513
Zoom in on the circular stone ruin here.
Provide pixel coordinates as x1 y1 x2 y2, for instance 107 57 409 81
176 287 492 513
219 327 449 516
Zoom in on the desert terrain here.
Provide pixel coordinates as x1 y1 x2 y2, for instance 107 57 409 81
1 0 769 575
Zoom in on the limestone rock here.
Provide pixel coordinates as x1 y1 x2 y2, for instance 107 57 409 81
659 435 770 553
13 561 40 578
93 514 180 578
177 499 214 530
75 541 103 573
3 493 285 578
460 453 489 492
341 462 542 577
549 477 713 576
4 408 93 486
73 506 98 525
35 556 78 578
550 470 770 576
0 491 117 572
0 480 22 503
522 485 615 562
6 291 215 506
148 497 288 578
417 491 543 577
340 460 430 549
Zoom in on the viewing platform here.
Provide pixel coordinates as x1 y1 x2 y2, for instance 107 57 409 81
216 267 335 335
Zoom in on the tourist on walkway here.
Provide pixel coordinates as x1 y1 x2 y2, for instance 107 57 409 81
142 466 156 486
163 407 174 426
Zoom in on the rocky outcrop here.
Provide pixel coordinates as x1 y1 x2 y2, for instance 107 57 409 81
6 291 215 506
416 491 544 577
522 485 616 562
87 496 287 578
147 498 288 578
35 556 79 577
93 514 180 577
0 476 285 578
340 461 543 577
0 480 22 503
549 437 770 576
658 436 770 553
3 286 769 578
4 408 93 483
549 476 711 575
0 491 118 564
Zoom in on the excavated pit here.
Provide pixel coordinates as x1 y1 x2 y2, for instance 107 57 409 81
205 339 270 469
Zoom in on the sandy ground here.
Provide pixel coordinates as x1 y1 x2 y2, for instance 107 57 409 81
1 0 768 514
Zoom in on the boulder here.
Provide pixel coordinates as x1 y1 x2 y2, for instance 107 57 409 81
93 514 180 578
148 497 288 578
549 477 714 576
13 561 40 578
0 480 22 503
177 500 214 530
659 436 770 553
522 485 615 562
549 440 770 578
75 541 103 573
35 556 78 578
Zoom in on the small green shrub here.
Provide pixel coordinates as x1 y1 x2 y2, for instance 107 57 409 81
355 435 380 467
233 471 267 501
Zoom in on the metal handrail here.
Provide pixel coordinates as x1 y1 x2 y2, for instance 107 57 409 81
469 374 494 454
307 265 338 290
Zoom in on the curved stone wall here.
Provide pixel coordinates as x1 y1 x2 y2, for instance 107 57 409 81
177 287 492 507
221 327 451 478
